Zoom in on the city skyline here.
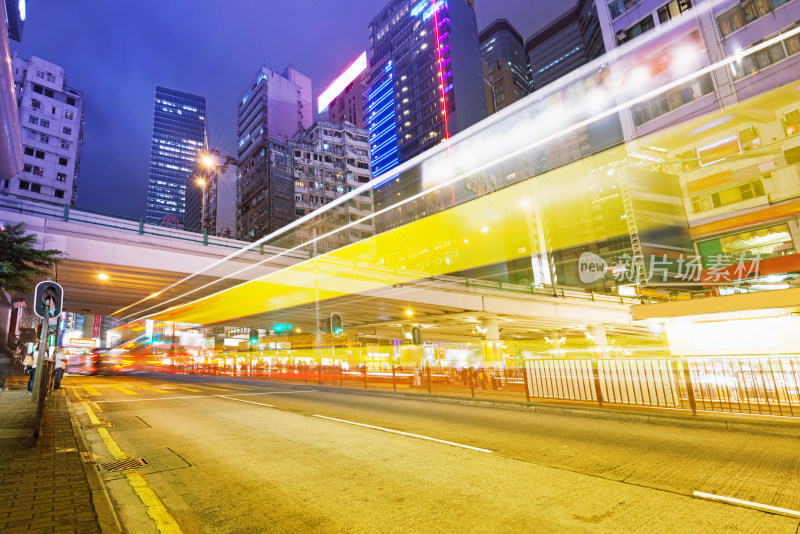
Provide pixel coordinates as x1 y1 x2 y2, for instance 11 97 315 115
9 1 575 220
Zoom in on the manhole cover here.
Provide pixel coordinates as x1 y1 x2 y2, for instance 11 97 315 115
101 458 149 472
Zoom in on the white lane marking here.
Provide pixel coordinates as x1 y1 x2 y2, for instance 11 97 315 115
90 390 316 403
312 415 493 453
692 491 800 518
219 396 274 408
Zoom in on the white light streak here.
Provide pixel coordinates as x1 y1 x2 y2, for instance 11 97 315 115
120 18 800 323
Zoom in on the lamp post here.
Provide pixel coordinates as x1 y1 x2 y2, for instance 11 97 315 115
198 151 237 234
195 176 207 232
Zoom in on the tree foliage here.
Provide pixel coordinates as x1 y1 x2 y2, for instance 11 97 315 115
0 222 62 293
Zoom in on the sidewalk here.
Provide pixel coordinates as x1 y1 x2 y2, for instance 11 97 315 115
0 373 102 534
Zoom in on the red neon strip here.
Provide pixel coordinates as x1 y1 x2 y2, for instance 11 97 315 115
432 1 450 140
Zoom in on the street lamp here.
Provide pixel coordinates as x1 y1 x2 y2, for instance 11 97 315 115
196 151 237 235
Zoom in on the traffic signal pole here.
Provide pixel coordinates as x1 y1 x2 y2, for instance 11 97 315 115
312 229 322 381
32 305 50 441
30 279 64 441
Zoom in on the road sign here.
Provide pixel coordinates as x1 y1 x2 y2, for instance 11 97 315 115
33 280 63 319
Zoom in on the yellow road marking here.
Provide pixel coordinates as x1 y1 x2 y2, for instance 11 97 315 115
164 384 201 393
92 402 103 412
83 385 101 396
135 385 167 393
194 384 228 391
81 400 183 533
111 385 137 395
206 383 252 390
127 472 183 533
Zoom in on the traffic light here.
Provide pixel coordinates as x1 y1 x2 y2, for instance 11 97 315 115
330 313 343 337
412 327 422 345
33 280 63 319
249 331 258 345
273 324 293 333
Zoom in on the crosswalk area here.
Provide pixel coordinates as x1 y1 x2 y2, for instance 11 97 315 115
67 382 259 398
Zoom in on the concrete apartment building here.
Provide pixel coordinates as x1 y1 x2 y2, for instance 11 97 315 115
9 55 84 205
236 65 312 239
479 19 531 115
291 120 373 251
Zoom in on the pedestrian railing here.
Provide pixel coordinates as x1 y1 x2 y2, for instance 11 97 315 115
175 355 800 418
525 355 800 417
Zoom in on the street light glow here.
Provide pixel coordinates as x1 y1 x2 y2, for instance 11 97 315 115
98 273 109 281
200 153 218 169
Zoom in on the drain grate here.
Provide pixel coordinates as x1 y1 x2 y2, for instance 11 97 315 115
83 422 113 429
101 457 149 472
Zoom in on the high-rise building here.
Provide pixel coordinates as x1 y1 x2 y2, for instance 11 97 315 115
236 65 312 239
236 139 294 239
320 53 368 129
9 55 84 205
365 0 487 180
479 19 531 114
291 120 373 250
145 86 207 225
525 0 605 90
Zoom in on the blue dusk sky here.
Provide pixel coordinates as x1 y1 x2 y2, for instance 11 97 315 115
11 1 574 219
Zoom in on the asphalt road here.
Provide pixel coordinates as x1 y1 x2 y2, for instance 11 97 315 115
64 374 800 533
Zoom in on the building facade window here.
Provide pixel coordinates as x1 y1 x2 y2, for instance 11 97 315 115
58 157 68 166
691 179 765 213
55 189 65 199
19 180 29 190
718 0 794 37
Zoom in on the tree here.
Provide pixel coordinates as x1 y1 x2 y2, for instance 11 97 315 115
0 222 62 292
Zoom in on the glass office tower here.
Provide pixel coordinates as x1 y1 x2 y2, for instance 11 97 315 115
366 0 486 178
479 19 531 114
145 86 207 226
365 0 487 232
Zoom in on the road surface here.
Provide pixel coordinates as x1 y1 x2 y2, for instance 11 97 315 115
63 374 800 533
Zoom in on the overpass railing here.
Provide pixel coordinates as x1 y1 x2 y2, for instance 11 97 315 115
0 192 254 251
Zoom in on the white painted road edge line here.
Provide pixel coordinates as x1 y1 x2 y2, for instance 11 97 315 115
218 396 274 408
90 390 317 403
312 415 493 453
692 491 800 518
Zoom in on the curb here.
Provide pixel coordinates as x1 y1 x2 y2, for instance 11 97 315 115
156 374 800 438
62 390 124 533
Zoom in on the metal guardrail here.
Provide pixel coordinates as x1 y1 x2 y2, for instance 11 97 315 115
0 193 255 251
526 355 800 417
